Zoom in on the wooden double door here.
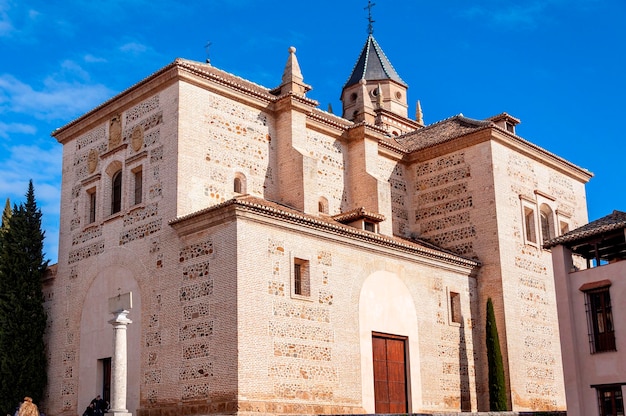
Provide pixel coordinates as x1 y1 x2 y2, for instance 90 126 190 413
372 333 408 413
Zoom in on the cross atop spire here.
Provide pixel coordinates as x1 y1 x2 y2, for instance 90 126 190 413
365 0 375 35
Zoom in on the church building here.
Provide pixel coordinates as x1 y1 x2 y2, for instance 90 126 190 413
43 28 592 415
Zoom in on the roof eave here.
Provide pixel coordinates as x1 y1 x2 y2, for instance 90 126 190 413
169 197 480 269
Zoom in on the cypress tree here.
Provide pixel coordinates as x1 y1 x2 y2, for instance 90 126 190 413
0 181 48 414
1 198 11 235
486 297 507 411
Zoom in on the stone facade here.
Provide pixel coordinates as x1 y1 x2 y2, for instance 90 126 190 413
44 34 591 416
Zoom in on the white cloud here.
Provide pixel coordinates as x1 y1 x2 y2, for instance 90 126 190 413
0 145 62 263
0 144 61 185
462 3 548 28
84 54 107 63
120 41 148 55
27 8 40 20
0 0 14 36
461 0 601 29
0 71 113 120
60 59 92 82
0 143 62 263
0 121 36 138
0 1 45 41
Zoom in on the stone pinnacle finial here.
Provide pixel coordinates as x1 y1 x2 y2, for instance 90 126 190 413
282 46 303 84
278 46 311 95
416 100 424 125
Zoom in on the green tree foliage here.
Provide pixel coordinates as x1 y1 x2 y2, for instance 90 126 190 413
1 198 11 235
0 181 48 414
486 297 507 411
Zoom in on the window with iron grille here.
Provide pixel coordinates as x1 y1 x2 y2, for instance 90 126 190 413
584 286 616 353
595 384 624 416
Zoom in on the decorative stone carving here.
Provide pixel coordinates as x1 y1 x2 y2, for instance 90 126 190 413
131 125 144 152
87 149 98 173
109 115 122 149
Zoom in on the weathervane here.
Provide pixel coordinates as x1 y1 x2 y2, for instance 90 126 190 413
205 40 212 64
365 0 376 35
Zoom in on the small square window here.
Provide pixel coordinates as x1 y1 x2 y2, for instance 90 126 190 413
364 221 376 232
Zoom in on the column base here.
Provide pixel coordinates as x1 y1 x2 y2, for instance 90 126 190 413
105 411 132 416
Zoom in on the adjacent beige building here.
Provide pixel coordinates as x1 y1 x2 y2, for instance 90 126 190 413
547 211 626 416
43 33 592 416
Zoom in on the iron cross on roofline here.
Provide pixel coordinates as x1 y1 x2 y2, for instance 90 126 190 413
365 0 376 35
205 41 212 64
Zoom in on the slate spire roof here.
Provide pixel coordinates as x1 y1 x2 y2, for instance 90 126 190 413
343 34 407 90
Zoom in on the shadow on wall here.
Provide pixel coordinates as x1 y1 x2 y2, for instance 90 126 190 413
459 314 471 412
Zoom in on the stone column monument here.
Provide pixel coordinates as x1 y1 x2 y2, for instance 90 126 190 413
106 292 133 416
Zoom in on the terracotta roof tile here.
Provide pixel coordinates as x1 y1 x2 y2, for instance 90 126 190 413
394 114 492 152
544 210 626 248
170 195 479 268
332 207 385 223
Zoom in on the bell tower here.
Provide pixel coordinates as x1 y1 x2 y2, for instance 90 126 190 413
340 4 418 135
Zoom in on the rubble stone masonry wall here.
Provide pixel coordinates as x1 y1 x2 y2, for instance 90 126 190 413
45 67 590 416
235 218 477 414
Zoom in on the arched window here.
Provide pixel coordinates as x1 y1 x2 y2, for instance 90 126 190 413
234 173 246 194
318 197 329 214
540 203 555 244
111 170 122 214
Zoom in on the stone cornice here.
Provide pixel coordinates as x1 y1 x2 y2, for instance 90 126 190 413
490 127 593 183
53 58 278 143
53 63 181 143
407 126 592 183
169 197 480 269
306 108 353 137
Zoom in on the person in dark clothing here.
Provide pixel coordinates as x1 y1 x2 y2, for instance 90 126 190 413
82 403 94 416
90 396 107 416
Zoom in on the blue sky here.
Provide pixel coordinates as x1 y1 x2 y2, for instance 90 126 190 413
1 0 624 263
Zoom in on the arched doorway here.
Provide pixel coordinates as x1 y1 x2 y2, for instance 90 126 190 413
358 271 422 413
